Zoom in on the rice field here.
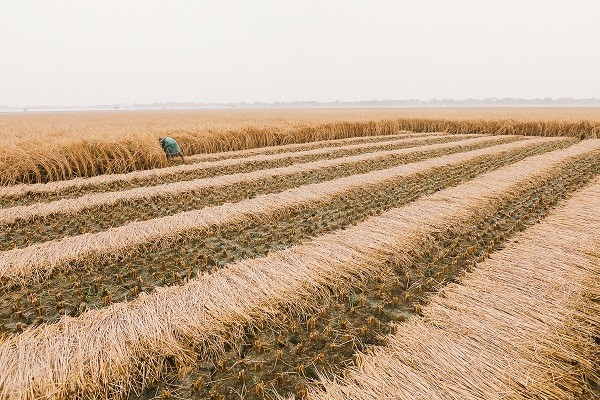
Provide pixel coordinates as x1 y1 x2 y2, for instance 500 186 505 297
0 126 598 400
1 108 599 185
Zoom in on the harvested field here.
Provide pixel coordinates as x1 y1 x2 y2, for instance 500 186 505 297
0 134 495 221
0 132 446 207
0 129 598 400
0 136 565 284
0 138 576 332
312 177 600 400
0 135 525 248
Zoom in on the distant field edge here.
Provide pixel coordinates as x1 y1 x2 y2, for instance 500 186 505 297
2 117 599 185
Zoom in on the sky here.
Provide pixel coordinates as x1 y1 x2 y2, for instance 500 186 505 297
1 0 599 107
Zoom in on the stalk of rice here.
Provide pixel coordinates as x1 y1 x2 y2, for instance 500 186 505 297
0 135 503 223
0 139 597 400
0 137 561 285
0 132 445 199
311 178 600 400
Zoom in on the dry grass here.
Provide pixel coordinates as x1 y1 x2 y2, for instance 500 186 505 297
0 135 498 223
0 132 442 199
0 138 595 400
1 108 598 185
312 178 600 400
0 112 407 185
0 137 559 286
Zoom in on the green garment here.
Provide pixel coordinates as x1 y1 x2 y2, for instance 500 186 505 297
161 137 181 155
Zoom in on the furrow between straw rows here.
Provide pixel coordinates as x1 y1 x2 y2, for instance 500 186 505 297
311 178 600 400
0 137 561 285
0 139 571 334
0 140 597 400
0 132 442 204
128 145 600 400
0 134 494 224
0 136 521 250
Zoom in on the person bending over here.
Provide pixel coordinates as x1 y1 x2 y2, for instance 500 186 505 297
159 137 185 162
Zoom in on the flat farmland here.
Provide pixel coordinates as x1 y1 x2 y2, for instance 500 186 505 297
0 118 599 400
1 108 599 185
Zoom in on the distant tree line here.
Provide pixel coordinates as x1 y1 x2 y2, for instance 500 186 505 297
2 97 600 111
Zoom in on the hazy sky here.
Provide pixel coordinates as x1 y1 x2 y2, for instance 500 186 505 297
1 0 599 106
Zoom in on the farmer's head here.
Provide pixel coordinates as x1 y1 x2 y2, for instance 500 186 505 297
158 138 165 145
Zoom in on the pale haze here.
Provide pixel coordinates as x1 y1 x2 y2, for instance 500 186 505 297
1 0 599 107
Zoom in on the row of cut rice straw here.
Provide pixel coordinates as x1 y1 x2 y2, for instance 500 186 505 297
0 139 596 400
0 137 558 285
310 177 600 400
0 135 505 223
0 132 443 198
